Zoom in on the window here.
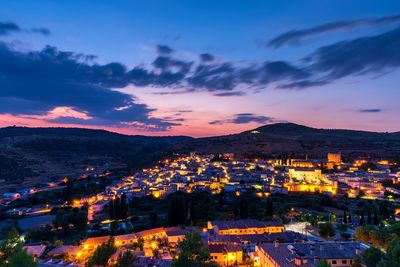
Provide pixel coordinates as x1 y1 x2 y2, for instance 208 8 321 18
342 260 347 264
332 260 337 264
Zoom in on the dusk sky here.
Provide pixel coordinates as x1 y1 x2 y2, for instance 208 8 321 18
0 0 399 137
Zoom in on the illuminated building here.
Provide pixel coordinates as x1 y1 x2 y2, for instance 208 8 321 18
255 242 365 267
207 219 284 235
285 168 337 195
209 244 243 266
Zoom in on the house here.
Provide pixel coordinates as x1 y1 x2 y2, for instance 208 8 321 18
208 219 284 235
24 244 46 258
166 229 186 245
255 242 365 267
209 244 243 266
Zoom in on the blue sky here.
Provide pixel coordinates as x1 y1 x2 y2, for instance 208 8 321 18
0 0 399 136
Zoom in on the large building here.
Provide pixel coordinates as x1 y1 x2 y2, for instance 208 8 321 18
208 219 284 235
255 242 365 267
285 168 337 195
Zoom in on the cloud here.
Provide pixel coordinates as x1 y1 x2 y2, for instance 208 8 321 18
358 108 382 113
269 14 400 48
307 26 400 80
0 22 21 35
0 42 176 131
0 21 50 36
199 53 215 62
213 91 245 97
30 27 51 36
209 113 275 125
156 44 174 54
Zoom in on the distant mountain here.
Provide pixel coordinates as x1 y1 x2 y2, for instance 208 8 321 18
175 123 400 159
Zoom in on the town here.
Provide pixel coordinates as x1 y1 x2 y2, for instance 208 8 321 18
0 152 399 267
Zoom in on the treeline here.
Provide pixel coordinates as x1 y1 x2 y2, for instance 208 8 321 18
108 193 128 220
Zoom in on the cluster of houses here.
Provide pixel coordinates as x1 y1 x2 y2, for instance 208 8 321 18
23 219 367 267
102 153 399 202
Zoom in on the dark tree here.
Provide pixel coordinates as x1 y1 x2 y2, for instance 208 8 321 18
119 193 128 219
362 247 384 267
367 211 372 225
373 211 379 225
169 194 187 226
239 196 248 219
360 212 365 226
149 211 158 228
265 198 274 218
87 237 116 267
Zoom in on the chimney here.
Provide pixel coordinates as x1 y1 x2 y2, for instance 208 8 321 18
356 247 361 255
274 240 280 248
339 243 344 250
320 244 324 251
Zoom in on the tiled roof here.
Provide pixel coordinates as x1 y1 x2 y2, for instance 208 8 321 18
211 219 283 230
209 244 242 253
209 231 303 244
260 242 363 267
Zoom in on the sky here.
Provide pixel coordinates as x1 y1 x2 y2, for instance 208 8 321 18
0 0 399 137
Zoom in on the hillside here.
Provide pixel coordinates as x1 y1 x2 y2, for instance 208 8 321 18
0 126 192 192
176 123 400 159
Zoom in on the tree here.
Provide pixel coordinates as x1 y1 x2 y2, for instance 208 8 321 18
373 211 379 225
168 194 187 226
0 228 37 267
75 210 88 230
4 247 37 267
172 231 219 267
385 237 400 267
86 237 116 267
316 261 331 267
352 255 362 267
318 223 335 239
239 196 248 219
115 250 136 267
119 193 128 219
149 211 158 228
360 213 365 226
362 247 384 267
367 211 372 225
265 198 274 218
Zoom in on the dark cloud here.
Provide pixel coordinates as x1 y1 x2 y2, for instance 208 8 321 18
358 108 382 113
213 91 245 97
30 27 51 36
307 27 400 80
0 21 50 36
277 80 329 89
0 42 175 131
156 44 174 54
0 22 21 35
269 14 400 48
199 53 215 62
209 113 275 125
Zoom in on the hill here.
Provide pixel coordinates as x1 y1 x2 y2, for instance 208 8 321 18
0 126 192 193
175 123 400 159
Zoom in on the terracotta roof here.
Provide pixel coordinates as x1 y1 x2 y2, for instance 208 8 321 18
47 246 80 256
209 244 242 254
